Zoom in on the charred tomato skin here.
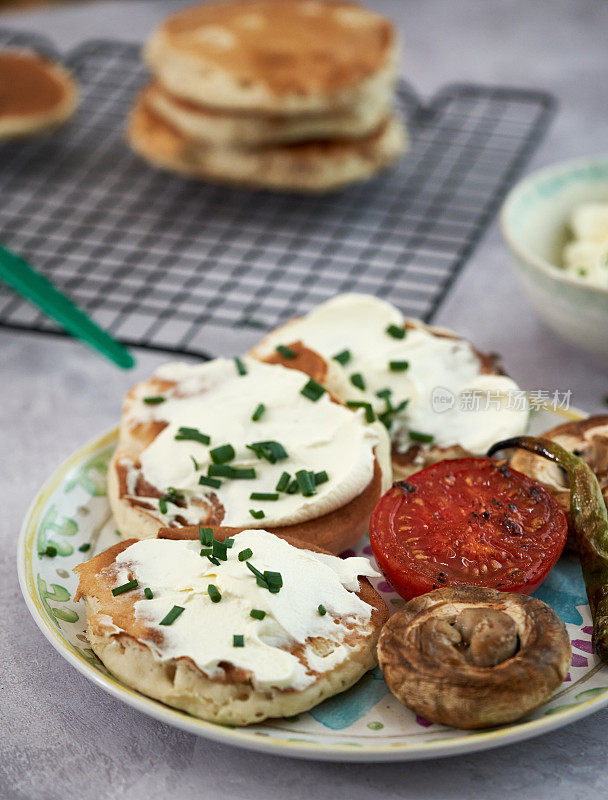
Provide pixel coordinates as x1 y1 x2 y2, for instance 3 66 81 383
369 457 568 601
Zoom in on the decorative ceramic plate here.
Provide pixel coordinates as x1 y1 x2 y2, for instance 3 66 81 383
18 407 608 762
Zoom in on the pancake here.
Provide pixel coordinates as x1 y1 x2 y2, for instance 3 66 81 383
127 95 407 192
250 294 529 479
108 352 392 552
145 80 391 146
74 532 389 725
0 50 78 140
144 0 398 114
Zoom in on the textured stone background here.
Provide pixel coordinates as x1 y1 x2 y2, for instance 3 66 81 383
2 1 608 797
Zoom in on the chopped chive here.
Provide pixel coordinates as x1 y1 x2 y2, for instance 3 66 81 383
143 396 166 404
174 426 210 445
112 579 138 596
208 584 222 603
301 378 326 402
210 444 235 464
199 475 222 489
234 357 247 376
389 360 409 372
44 544 58 557
296 469 316 497
233 634 245 647
158 498 167 514
212 539 228 561
207 555 221 566
232 467 257 479
190 455 200 471
246 561 267 583
250 609 266 620
115 529 121 537
287 479 299 494
409 430 435 444
239 548 253 561
78 543 91 553
264 571 283 591
250 492 279 501
200 547 213 557
225 538 234 548
386 324 406 339
276 471 291 492
208 463 233 477
199 526 214 546
350 373 366 391
376 388 392 399
246 440 288 463
249 509 265 519
144 587 154 599
333 349 351 366
318 604 327 616
276 345 296 359
346 400 376 423
314 470 329 486
160 605 184 625
251 403 266 421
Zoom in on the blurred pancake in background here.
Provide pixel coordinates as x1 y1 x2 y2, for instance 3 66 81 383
0 51 78 140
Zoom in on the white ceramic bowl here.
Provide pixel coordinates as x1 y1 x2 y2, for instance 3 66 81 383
501 156 608 363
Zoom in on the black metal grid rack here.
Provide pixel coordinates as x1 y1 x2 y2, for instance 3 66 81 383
0 30 555 358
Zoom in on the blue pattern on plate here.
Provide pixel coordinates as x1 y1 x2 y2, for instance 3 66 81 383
533 555 587 625
308 667 389 730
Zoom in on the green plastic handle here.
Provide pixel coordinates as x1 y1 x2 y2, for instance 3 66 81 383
0 245 135 369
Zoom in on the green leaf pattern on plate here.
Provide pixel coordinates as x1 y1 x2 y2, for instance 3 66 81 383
37 574 79 628
37 505 78 557
64 447 113 497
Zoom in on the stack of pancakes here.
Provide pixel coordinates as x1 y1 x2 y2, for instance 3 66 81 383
128 0 407 192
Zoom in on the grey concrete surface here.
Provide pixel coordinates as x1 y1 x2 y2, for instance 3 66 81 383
2 1 608 798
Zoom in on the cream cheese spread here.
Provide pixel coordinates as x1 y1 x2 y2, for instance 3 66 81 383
111 530 380 690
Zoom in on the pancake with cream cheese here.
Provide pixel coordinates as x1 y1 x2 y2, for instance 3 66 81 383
108 354 391 551
127 95 406 192
0 50 78 140
250 294 530 478
74 530 388 725
144 0 398 114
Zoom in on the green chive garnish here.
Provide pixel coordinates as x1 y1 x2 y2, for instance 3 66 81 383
144 587 154 599
78 543 91 553
246 562 268 588
250 492 279 501
233 634 245 647
333 349 351 366
234 357 247 376
409 430 435 444
199 475 222 489
276 345 296 359
252 403 266 421
208 585 222 603
350 373 366 391
44 544 57 557
112 580 138 597
346 400 376 423
287 479 299 494
264 571 283 593
250 609 266 620
200 547 213 557
246 440 288 463
276 471 291 492
159 498 167 514
160 605 184 625
212 539 228 561
249 509 265 519
199 526 214 546
300 379 326 402
376 388 392 399
232 467 257 479
318 604 327 616
174 426 210 445
210 444 235 464
386 324 406 339
190 455 200 471
296 469 316 497
225 538 234 548
389 360 409 372
239 548 253 561
314 470 329 486
208 464 233 477
143 396 166 404
207 555 220 566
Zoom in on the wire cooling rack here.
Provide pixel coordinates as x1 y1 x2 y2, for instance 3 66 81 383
0 29 555 359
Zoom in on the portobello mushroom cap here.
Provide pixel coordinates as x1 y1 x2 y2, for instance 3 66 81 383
509 415 608 550
378 585 571 729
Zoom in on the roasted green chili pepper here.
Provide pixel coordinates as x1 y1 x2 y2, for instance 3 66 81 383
488 435 608 662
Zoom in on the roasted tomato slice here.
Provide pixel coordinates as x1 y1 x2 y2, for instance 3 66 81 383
369 457 568 600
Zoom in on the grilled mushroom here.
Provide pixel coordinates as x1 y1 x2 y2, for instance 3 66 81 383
378 585 571 729
509 416 608 549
